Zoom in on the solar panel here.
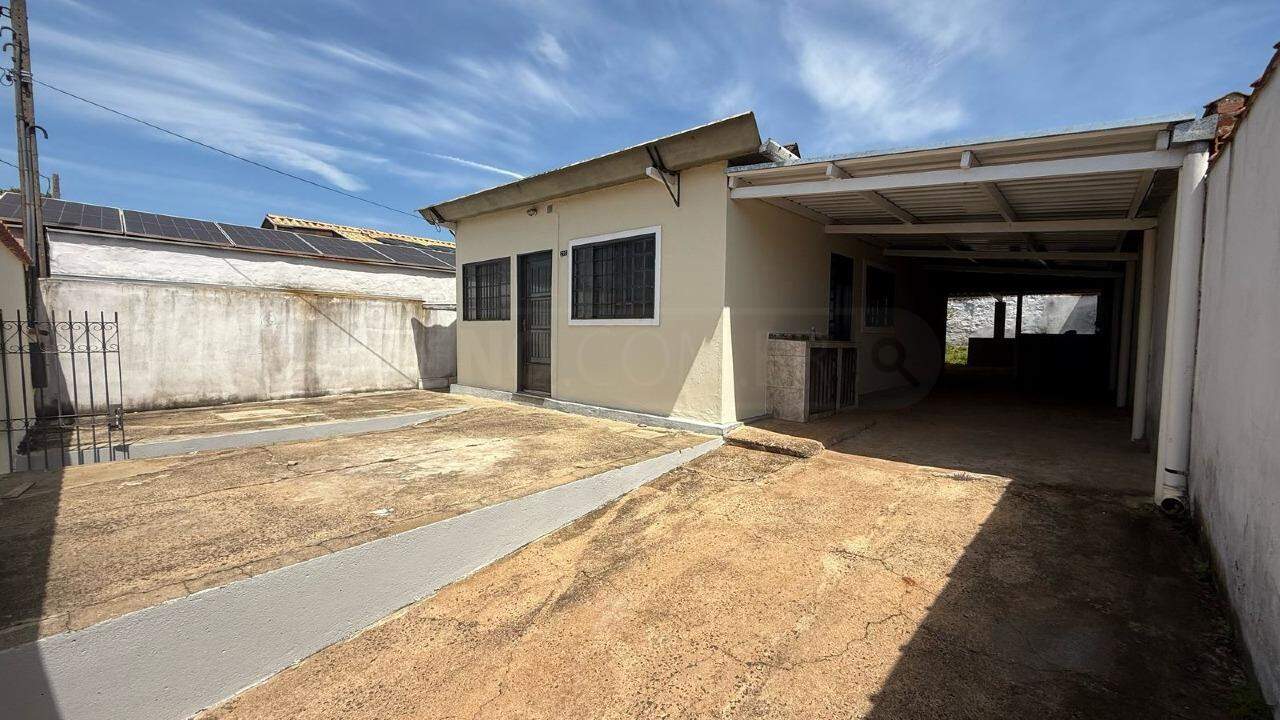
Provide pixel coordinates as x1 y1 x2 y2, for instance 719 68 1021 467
0 193 124 233
123 210 229 245
0 192 20 219
370 236 425 250
418 247 457 269
218 223 321 255
300 235 395 263
368 244 454 268
42 198 124 233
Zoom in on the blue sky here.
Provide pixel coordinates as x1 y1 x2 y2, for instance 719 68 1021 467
7 0 1278 241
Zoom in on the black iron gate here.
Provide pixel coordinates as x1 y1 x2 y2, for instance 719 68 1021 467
2 309 127 472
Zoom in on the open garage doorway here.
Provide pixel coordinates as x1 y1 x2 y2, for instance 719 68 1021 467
944 289 1108 400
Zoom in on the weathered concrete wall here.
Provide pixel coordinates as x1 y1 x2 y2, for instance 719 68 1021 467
945 294 1098 347
47 231 455 304
1190 73 1280 708
0 243 32 475
39 277 453 411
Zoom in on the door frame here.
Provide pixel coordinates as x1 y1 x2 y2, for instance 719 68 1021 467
516 249 554 396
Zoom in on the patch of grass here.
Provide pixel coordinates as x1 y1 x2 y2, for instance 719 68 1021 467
944 344 968 366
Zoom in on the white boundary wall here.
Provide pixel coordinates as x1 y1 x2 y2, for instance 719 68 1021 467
1190 75 1280 708
38 232 457 411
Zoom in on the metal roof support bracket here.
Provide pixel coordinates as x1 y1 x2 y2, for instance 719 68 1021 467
645 145 680 207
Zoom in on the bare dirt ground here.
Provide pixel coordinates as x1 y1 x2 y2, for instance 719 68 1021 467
122 389 465 444
0 393 703 646
206 391 1259 719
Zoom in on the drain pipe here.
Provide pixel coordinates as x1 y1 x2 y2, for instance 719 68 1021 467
1154 142 1209 514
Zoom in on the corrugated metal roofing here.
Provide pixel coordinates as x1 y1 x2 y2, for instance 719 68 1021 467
262 214 455 250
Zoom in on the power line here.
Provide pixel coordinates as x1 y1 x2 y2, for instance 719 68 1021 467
33 79 434 226
0 155 49 192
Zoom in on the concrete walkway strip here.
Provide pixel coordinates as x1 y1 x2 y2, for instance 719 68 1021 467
0 437 723 720
120 407 470 461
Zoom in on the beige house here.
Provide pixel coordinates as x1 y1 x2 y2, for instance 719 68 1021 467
424 110 1209 437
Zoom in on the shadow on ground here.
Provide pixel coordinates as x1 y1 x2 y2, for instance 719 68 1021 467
0 466 63 719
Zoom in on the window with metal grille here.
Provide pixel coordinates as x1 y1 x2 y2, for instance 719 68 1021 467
864 264 895 329
571 233 657 321
462 257 510 321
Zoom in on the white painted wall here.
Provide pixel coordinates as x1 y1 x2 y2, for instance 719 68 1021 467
37 232 457 412
47 231 454 304
0 244 32 475
1143 195 1178 443
1190 74 1280 709
38 276 454 412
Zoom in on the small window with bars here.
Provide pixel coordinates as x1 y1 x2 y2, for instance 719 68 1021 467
570 231 658 323
462 257 510 321
863 263 896 329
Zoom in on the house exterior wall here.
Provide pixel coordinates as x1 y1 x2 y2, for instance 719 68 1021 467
1190 74 1280 708
0 242 31 475
723 198 937 421
39 276 447 411
454 162 729 425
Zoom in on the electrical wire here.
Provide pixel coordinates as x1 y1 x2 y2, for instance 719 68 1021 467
33 79 435 226
0 155 49 192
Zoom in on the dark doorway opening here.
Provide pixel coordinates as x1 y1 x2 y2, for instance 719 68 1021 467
828 253 854 341
518 251 552 396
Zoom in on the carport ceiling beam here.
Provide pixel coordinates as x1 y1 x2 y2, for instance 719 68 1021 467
825 218 1156 234
861 191 918 224
761 197 834 225
961 150 1018 222
729 148 1187 199
924 264 1124 278
886 249 1138 261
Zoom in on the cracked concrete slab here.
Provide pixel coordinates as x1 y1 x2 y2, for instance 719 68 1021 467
0 395 705 646
203 394 1259 719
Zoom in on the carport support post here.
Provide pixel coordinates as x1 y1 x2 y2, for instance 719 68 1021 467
1154 143 1209 512
1116 260 1135 407
1131 228 1156 440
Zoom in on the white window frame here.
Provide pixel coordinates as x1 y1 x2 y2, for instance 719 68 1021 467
860 259 897 334
566 225 662 326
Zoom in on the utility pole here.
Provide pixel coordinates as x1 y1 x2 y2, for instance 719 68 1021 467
6 0 47 290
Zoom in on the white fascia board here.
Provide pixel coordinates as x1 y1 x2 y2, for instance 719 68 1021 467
731 149 1188 200
825 218 1157 235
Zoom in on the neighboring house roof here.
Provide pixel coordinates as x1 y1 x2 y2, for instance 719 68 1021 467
0 192 455 273
263 214 455 250
421 112 763 224
0 220 30 265
1206 41 1280 162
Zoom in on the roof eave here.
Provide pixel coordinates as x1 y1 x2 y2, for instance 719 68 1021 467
422 112 762 223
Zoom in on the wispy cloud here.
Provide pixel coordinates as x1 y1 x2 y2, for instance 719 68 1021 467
423 154 524 180
531 31 571 69
785 0 1009 147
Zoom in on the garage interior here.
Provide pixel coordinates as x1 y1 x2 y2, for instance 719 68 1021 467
728 114 1216 507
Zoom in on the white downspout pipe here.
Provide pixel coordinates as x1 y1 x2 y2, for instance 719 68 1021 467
1130 228 1156 440
1154 142 1209 513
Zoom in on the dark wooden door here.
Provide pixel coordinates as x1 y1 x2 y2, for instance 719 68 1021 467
829 254 854 341
518 251 552 395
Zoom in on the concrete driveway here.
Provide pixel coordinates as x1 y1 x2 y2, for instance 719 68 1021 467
0 393 704 646
204 393 1261 719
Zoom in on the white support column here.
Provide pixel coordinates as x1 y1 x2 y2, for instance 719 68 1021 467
1116 260 1136 407
1154 143 1209 512
1131 228 1157 440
